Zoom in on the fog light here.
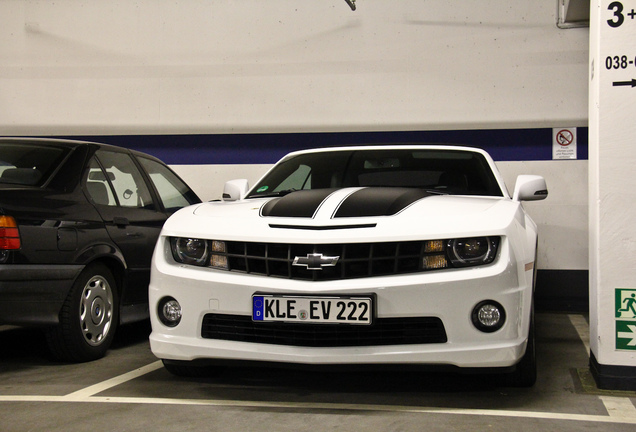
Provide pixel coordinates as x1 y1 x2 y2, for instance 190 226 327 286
472 300 505 333
158 297 182 327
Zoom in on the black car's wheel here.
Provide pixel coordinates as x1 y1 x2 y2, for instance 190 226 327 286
46 263 119 362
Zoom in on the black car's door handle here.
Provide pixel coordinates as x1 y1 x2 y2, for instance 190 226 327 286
113 217 130 227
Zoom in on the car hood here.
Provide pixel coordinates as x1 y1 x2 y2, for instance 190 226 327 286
163 187 523 243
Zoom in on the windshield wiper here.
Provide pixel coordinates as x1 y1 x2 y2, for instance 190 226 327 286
248 188 298 199
425 189 449 195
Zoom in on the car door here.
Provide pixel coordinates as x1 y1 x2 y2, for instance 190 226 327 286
84 149 167 305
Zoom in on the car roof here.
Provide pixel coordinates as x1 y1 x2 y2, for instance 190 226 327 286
1 137 106 149
277 144 493 162
0 137 163 163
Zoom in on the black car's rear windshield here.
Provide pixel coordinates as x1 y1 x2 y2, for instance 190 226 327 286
247 148 503 198
0 143 70 187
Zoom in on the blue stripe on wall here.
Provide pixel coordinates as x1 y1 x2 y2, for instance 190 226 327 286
53 127 588 165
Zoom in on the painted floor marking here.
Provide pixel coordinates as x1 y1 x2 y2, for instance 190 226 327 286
62 361 163 400
1 393 636 425
2 317 635 426
568 314 636 418
600 396 636 419
568 314 590 355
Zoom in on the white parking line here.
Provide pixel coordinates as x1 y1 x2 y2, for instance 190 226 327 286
63 361 163 400
1 393 636 425
567 314 636 420
2 321 635 427
600 396 636 420
568 314 590 355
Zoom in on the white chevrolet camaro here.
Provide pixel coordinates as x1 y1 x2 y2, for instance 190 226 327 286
149 145 548 386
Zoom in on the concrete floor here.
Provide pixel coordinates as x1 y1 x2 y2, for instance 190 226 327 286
1 313 635 432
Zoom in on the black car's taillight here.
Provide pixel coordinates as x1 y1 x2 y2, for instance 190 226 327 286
0 216 21 250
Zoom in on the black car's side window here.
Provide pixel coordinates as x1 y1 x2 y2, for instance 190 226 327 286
85 151 154 209
137 157 199 212
86 158 116 205
0 143 69 187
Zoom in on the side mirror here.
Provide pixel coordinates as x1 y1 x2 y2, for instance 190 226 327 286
513 175 548 201
222 179 250 202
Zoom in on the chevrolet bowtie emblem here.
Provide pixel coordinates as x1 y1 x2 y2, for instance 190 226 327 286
292 253 340 270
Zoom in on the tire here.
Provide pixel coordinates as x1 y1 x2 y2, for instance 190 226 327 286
46 263 119 362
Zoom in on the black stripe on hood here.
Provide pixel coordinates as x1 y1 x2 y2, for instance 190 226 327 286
261 189 337 218
334 187 433 218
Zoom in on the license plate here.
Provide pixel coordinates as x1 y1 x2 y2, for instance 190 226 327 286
252 295 373 325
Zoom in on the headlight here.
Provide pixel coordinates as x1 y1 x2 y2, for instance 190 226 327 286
170 238 229 269
171 237 209 266
447 236 499 267
422 236 499 270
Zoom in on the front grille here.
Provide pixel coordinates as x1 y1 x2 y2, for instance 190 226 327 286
201 314 447 347
225 241 434 281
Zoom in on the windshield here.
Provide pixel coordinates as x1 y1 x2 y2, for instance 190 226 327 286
0 143 70 187
247 148 503 198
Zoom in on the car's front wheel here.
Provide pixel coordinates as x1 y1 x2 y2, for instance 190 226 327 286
46 263 119 362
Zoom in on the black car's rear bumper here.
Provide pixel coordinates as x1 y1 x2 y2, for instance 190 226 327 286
0 264 84 326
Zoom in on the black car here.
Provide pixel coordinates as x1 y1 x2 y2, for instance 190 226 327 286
0 138 201 361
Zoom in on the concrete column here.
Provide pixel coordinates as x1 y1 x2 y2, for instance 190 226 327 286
589 0 636 390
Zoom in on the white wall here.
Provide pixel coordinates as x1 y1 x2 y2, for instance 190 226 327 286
0 1 590 271
1 1 587 134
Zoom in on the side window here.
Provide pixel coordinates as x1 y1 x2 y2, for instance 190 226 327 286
89 150 154 209
137 157 200 212
0 144 68 187
86 158 116 205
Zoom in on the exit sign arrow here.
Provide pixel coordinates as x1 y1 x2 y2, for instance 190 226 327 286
618 324 636 347
613 79 636 87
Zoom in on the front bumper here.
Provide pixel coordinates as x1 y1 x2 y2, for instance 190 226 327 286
149 237 533 369
0 264 84 326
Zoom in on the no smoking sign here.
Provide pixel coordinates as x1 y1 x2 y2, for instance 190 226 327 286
552 127 578 159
